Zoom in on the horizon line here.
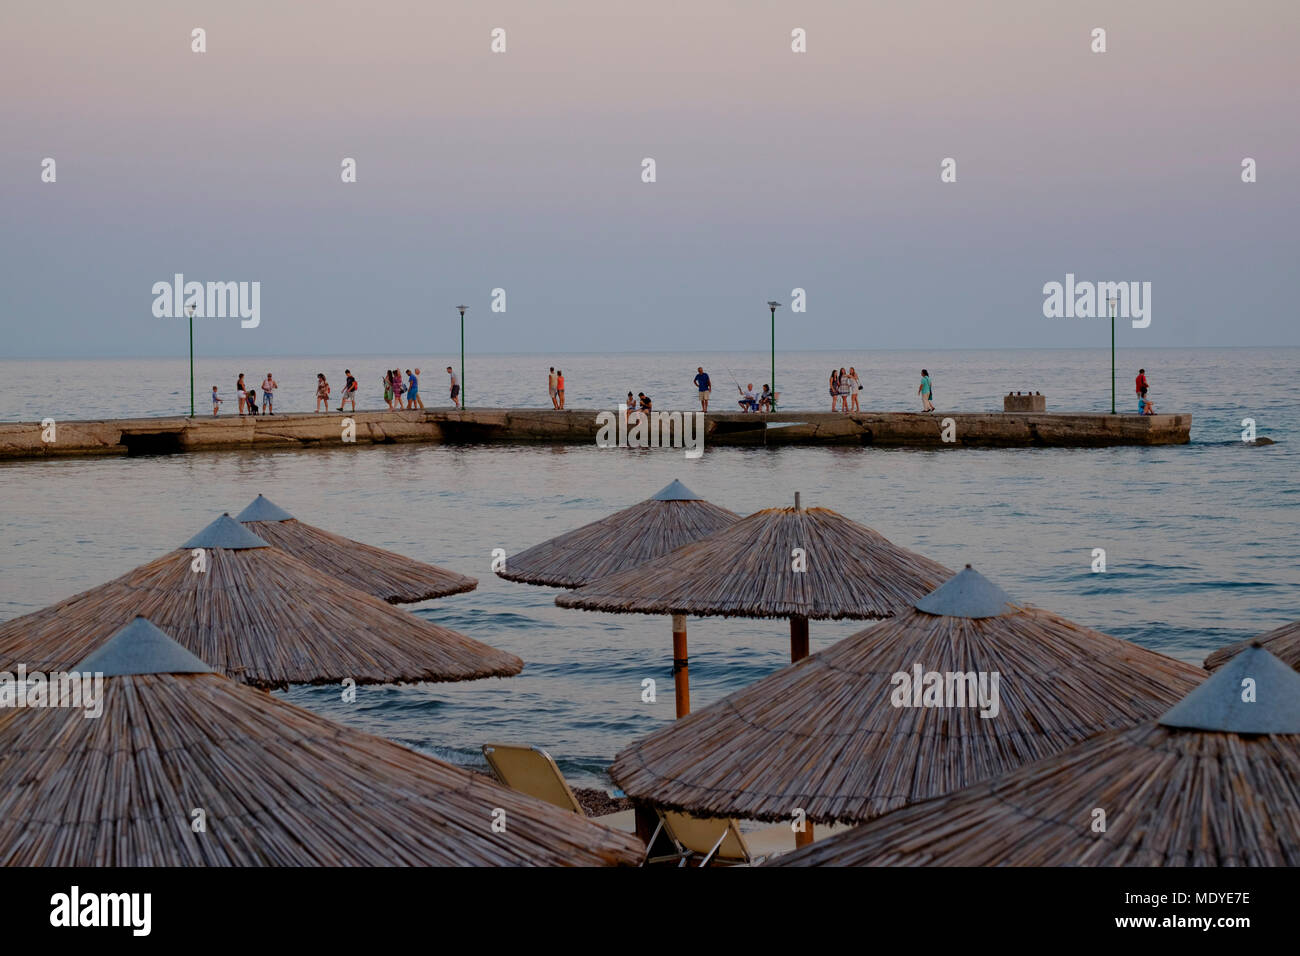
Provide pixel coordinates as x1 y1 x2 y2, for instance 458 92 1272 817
4 344 1298 362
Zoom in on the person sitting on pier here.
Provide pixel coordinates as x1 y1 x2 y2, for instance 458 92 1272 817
738 383 758 412
758 384 773 412
639 392 653 414
246 388 259 415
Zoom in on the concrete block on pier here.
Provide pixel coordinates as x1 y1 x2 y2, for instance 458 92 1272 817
1004 392 1046 412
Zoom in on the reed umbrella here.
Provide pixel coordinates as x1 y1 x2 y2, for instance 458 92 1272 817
558 494 953 724
1205 617 1300 672
237 494 477 604
771 643 1299 866
0 618 640 866
498 479 739 717
0 514 521 689
609 565 1205 846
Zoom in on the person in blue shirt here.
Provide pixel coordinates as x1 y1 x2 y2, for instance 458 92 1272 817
918 369 935 412
693 367 712 411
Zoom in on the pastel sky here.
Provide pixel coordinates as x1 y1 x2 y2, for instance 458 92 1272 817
2 0 1297 357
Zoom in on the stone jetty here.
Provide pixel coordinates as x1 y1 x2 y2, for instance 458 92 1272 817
0 408 1193 461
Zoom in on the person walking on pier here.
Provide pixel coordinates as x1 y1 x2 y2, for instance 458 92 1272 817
337 369 357 412
447 366 461 408
549 367 559 409
236 373 247 416
918 369 935 412
694 367 712 412
261 373 277 415
315 374 330 412
556 369 566 409
406 369 422 410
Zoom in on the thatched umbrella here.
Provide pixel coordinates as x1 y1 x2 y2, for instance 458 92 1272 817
770 643 1299 866
237 494 477 604
0 618 640 866
609 565 1205 846
558 494 953 725
1205 617 1300 672
0 514 521 689
499 479 739 717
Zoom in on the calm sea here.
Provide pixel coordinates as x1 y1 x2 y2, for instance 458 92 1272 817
1 349 1296 788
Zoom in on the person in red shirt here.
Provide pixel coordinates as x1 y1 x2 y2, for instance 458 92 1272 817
1135 368 1149 413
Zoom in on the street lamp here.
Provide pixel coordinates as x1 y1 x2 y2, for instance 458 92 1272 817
1108 296 1117 414
186 302 196 418
455 305 468 409
766 300 781 411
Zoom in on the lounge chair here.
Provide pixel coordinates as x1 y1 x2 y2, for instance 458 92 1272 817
643 809 800 866
481 743 637 834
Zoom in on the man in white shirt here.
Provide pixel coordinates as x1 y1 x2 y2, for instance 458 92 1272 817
261 373 277 414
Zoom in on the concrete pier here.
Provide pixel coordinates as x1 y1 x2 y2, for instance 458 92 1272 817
0 408 1192 461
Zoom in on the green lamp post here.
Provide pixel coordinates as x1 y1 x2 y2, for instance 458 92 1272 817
186 302 196 418
766 300 781 411
1108 296 1117 414
456 305 468 409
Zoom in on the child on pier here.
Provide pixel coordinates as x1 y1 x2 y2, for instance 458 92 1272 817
212 387 223 416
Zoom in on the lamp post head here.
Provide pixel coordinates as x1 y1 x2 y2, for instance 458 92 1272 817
186 304 196 317
766 300 781 310
456 305 468 316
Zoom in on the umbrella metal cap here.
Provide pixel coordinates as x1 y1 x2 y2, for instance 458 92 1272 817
914 565 1017 619
182 514 272 551
236 494 295 523
651 479 702 501
1158 645 1300 734
74 617 215 677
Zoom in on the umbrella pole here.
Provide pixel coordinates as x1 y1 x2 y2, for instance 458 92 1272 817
671 614 690 717
788 615 813 850
790 614 809 662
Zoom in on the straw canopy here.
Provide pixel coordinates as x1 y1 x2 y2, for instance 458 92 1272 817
558 505 952 619
0 618 640 866
236 494 477 603
496 480 740 588
771 645 1300 866
609 566 1205 825
0 514 521 689
1205 617 1300 672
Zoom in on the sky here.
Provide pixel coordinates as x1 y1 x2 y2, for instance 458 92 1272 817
1 0 1297 358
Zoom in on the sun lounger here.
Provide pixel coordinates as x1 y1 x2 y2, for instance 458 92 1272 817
644 810 798 866
481 742 636 833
